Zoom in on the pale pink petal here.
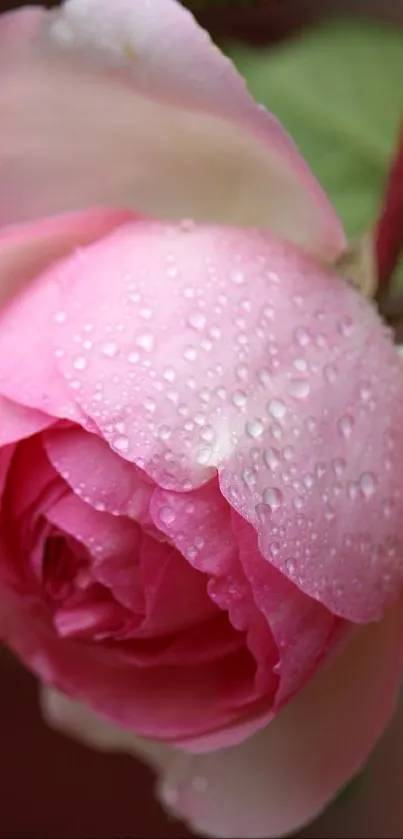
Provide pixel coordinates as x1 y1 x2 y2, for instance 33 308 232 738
39 598 403 839
0 396 52 445
157 597 403 838
0 3 343 257
0 207 133 308
29 219 403 623
0 209 131 419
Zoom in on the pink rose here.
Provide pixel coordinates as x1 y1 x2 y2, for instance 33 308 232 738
1 1 403 837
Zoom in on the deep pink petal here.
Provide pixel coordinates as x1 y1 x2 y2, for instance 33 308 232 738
0 2 343 257
38 597 403 838
45 491 144 614
0 588 259 744
232 513 341 707
150 480 278 703
26 219 403 623
138 534 217 637
43 425 154 525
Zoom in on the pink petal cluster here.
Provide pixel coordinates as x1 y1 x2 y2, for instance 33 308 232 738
0 1 403 837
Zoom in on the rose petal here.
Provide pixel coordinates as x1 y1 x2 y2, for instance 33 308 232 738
231 513 341 707
39 597 403 839
0 396 52 445
0 2 343 256
150 479 278 701
28 219 403 622
43 425 154 525
157 597 403 838
0 208 134 418
0 207 133 308
0 587 259 743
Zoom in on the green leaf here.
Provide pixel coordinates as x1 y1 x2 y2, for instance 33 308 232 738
226 19 403 239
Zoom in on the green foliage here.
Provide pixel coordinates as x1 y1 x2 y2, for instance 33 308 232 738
226 19 403 238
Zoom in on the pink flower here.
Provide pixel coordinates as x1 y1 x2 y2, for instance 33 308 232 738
1 1 403 836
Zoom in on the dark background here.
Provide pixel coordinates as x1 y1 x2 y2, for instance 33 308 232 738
1 2 402 837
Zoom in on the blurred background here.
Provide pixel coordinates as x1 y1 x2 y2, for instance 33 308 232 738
0 1 402 837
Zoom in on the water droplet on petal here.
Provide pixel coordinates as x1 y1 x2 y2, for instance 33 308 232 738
264 447 281 471
270 541 280 557
112 435 129 453
102 341 118 358
54 311 67 324
338 414 354 439
267 399 286 419
282 445 295 461
294 326 311 347
73 356 87 371
232 390 247 408
289 378 310 399
159 506 176 525
136 331 155 352
263 487 283 510
285 557 296 575
230 269 245 285
183 346 197 362
360 472 377 499
332 457 346 477
187 310 206 331
246 419 264 439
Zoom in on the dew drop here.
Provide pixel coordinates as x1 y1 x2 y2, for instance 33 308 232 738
159 506 176 525
263 487 283 510
267 399 286 419
73 356 87 371
332 457 346 477
246 419 264 439
347 481 359 500
196 447 212 465
187 310 206 331
360 472 377 499
232 390 247 408
285 557 296 575
264 447 281 471
112 435 129 453
270 541 280 557
54 311 67 324
282 445 295 462
158 425 172 440
338 316 354 337
128 351 140 364
163 367 176 383
293 357 307 372
102 341 118 358
338 414 354 439
200 426 215 443
139 307 152 320
289 378 310 399
136 331 155 352
359 381 372 402
183 345 197 362
230 269 245 285
258 368 272 386
294 326 311 347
